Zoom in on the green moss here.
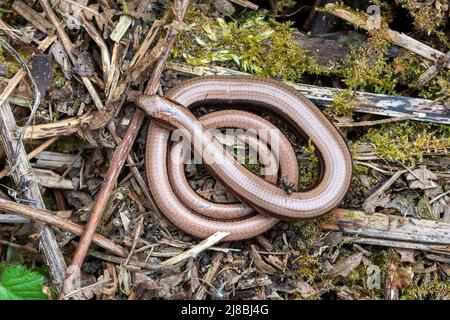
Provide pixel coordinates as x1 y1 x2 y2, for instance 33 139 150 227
296 254 324 282
345 210 358 220
172 5 327 81
327 89 356 117
298 139 320 188
116 0 129 13
271 0 297 15
294 216 333 247
51 63 66 89
50 135 85 154
340 34 398 95
0 44 33 78
360 121 450 165
395 0 449 48
401 272 450 300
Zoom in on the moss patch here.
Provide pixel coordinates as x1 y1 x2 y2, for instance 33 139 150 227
172 5 327 81
360 121 450 165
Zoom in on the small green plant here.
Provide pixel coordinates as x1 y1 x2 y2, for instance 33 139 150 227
361 121 450 165
172 5 327 81
0 265 48 300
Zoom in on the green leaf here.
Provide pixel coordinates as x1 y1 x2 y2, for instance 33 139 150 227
0 265 48 300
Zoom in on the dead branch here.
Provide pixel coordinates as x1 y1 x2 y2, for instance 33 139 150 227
324 209 450 255
168 63 449 125
0 197 126 257
12 0 55 35
161 232 230 266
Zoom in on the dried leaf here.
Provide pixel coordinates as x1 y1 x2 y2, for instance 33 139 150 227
132 273 162 300
73 50 95 77
157 273 185 298
29 54 52 95
395 249 415 263
363 192 390 214
250 245 276 275
50 41 72 79
406 166 438 190
390 265 413 290
326 253 363 277
296 281 316 299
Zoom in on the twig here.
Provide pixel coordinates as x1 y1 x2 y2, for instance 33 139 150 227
11 0 55 35
80 12 110 85
430 190 450 205
161 232 230 266
88 250 179 271
60 0 191 298
323 209 450 256
124 216 143 265
0 214 29 223
23 114 93 140
0 197 126 257
335 116 415 127
229 0 258 10
416 51 450 87
0 39 42 157
194 246 227 300
362 170 406 213
39 0 105 112
325 4 450 69
0 239 41 256
0 136 58 180
303 0 321 30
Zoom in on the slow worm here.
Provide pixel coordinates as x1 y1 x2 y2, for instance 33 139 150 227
137 76 352 241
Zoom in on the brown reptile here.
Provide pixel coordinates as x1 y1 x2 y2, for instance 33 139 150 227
135 76 353 241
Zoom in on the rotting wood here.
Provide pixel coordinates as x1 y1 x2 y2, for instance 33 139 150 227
323 209 450 255
88 250 180 271
22 114 93 140
292 31 365 68
348 237 450 256
168 63 449 125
